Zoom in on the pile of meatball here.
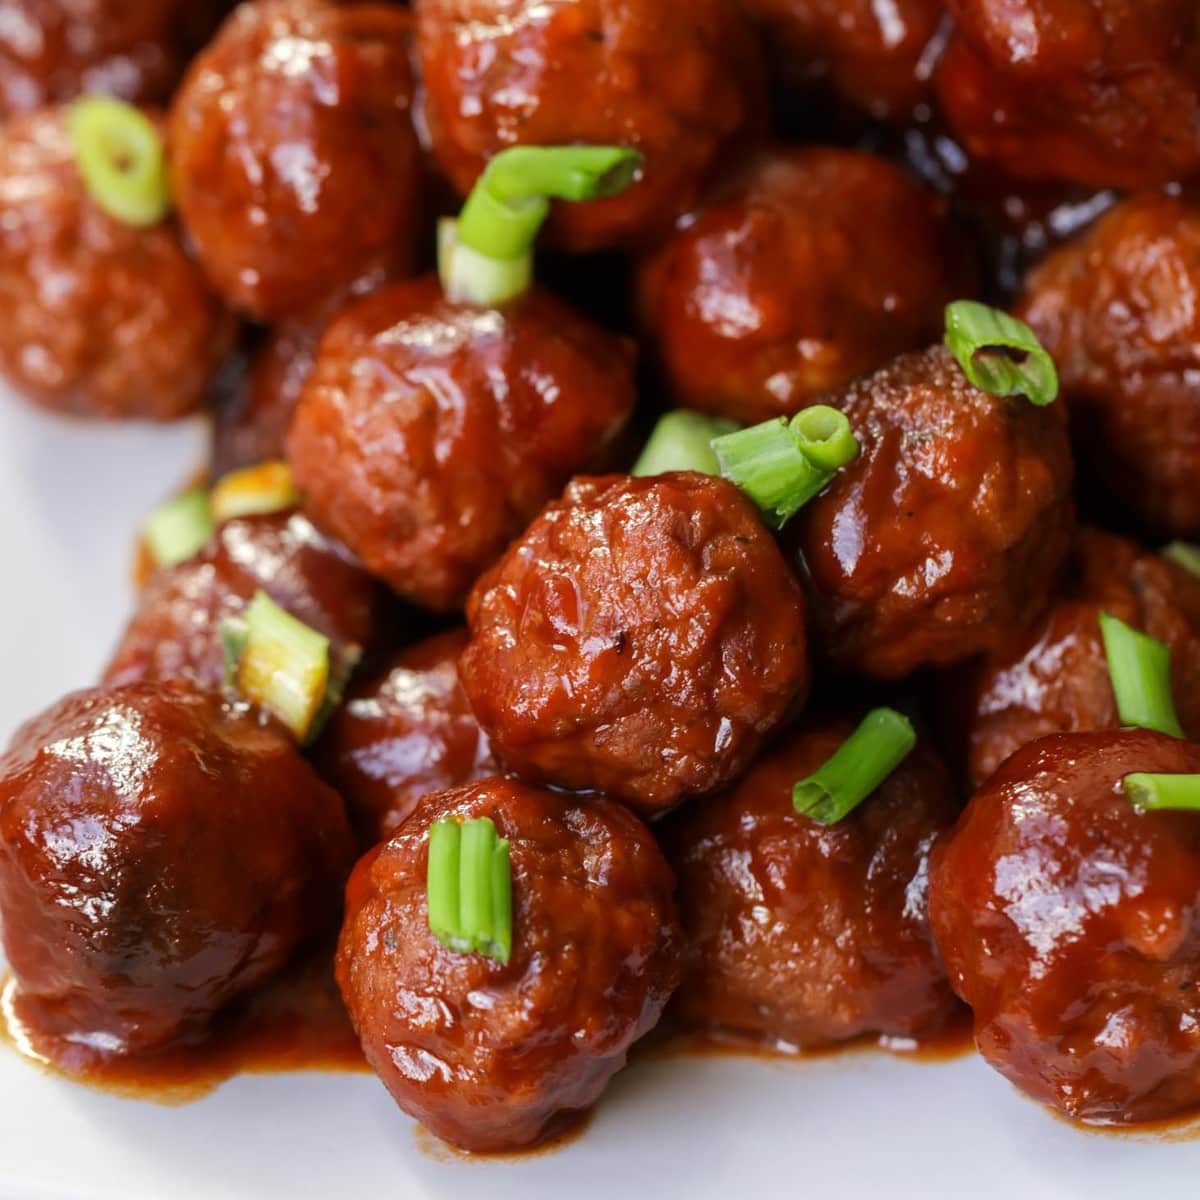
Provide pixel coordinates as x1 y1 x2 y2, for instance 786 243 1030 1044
3 0 1200 1154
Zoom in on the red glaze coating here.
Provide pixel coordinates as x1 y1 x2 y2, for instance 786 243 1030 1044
414 0 766 251
0 681 353 1063
636 148 971 425
336 777 682 1153
168 0 422 321
936 1 1200 188
791 345 1075 680
0 0 232 117
317 628 495 847
460 472 810 815
104 510 378 692
0 106 231 420
931 729 1200 1124
739 0 946 118
1017 193 1200 538
965 529 1200 788
286 276 637 611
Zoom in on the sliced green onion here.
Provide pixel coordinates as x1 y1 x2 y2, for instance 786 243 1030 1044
1124 774 1200 812
440 144 641 306
230 591 331 743
143 488 213 568
793 709 917 825
944 300 1058 407
632 410 739 477
1163 542 1200 578
210 461 300 525
712 404 859 528
426 817 512 963
68 97 169 227
1099 612 1184 738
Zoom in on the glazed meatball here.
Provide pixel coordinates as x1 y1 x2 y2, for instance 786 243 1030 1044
0 106 231 420
936 1 1200 187
666 721 962 1049
739 0 946 118
168 0 422 321
318 628 495 847
104 510 378 692
415 0 765 251
460 473 810 815
637 148 971 425
336 777 682 1152
1017 193 1200 538
0 1 231 118
964 529 1200 788
286 277 637 611
790 345 1075 680
0 681 353 1064
931 729 1200 1124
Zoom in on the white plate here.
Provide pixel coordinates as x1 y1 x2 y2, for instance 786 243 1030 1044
1 392 1197 1200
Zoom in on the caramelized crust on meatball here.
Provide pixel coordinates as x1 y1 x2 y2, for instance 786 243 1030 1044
415 0 765 250
791 345 1075 680
931 730 1200 1124
0 106 231 420
0 681 353 1065
286 276 637 611
336 777 682 1152
460 472 810 815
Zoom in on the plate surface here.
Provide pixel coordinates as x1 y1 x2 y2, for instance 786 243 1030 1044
0 394 1196 1200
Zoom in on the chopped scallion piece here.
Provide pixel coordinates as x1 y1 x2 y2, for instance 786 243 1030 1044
711 404 859 528
944 300 1058 407
210 461 300 524
1163 541 1200 579
69 97 169 227
793 708 917 825
1123 773 1200 812
632 410 739 477
438 218 533 308
143 488 213 568
1099 612 1183 738
426 817 512 963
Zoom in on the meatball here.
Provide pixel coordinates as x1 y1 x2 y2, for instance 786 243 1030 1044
931 729 1200 1124
317 628 495 847
336 777 682 1152
168 0 423 321
0 1 231 118
1017 193 1200 538
964 529 1200 788
414 0 765 251
460 472 810 815
790 345 1075 680
104 509 378 692
0 106 231 420
636 148 971 425
286 276 637 611
739 0 946 118
936 1 1200 187
0 681 353 1064
665 721 962 1050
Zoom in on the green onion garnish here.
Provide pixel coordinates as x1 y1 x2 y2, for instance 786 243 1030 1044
711 404 860 528
1123 774 1200 812
1163 542 1200 578
1099 611 1184 738
227 591 331 743
210 461 300 525
793 708 917 825
944 300 1058 407
439 144 641 306
68 96 170 228
632 410 739 477
143 488 213 568
427 817 512 963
